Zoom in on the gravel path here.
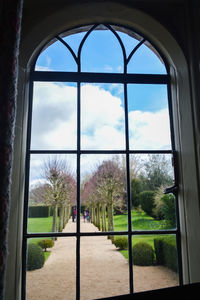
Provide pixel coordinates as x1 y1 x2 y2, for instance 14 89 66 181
26 219 178 300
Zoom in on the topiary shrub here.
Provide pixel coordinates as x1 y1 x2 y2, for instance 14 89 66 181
132 242 154 266
27 243 45 271
113 236 128 250
38 239 54 252
139 191 155 218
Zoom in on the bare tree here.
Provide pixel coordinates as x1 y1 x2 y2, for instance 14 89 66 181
29 183 49 206
82 159 125 234
43 156 76 233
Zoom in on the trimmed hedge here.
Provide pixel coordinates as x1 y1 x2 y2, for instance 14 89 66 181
27 243 45 271
132 242 154 266
28 206 51 218
154 236 178 272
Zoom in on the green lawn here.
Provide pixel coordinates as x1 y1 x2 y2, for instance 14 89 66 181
114 210 170 232
27 210 173 262
27 216 59 261
28 216 59 244
113 210 174 260
28 216 56 233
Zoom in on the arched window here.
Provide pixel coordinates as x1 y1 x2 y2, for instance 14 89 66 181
23 24 182 300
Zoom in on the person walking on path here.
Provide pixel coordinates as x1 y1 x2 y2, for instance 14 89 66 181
72 207 77 222
83 210 87 223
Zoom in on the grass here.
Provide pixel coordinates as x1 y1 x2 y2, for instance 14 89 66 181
112 209 174 260
27 216 59 261
27 210 174 262
113 210 171 232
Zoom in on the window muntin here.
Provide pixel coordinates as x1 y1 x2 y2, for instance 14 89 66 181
127 42 167 74
81 26 124 73
35 40 77 72
23 24 182 300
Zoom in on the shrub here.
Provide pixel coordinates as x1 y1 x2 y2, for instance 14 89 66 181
38 239 54 252
27 243 45 271
161 194 176 228
113 236 128 250
139 191 155 217
154 236 178 272
132 242 154 266
153 186 165 220
131 178 142 208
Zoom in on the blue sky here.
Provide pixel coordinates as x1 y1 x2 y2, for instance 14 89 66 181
36 28 168 114
36 29 166 75
30 27 171 184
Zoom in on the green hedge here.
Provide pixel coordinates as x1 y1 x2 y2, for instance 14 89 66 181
29 206 51 218
154 236 178 272
27 243 45 271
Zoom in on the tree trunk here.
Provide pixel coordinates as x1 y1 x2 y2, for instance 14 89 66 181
52 204 58 239
91 205 95 224
59 205 64 232
96 203 101 230
101 203 107 231
66 205 70 223
107 200 114 241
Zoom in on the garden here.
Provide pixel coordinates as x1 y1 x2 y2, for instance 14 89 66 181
27 208 178 273
27 154 178 274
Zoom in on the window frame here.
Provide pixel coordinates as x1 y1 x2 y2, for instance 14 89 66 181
22 23 183 300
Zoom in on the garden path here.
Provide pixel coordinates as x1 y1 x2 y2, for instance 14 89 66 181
26 218 178 300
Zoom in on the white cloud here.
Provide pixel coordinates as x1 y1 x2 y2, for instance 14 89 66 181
129 109 171 150
82 125 125 150
81 84 124 133
31 82 77 149
35 66 52 71
30 82 172 182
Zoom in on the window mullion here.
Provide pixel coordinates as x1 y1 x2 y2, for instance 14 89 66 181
124 82 134 294
76 81 81 300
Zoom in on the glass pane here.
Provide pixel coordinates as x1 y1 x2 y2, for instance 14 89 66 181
81 26 123 73
127 43 167 74
132 234 179 292
128 84 171 150
80 236 129 300
81 83 125 150
26 237 76 300
31 82 77 150
116 30 140 58
130 154 176 230
63 31 86 56
35 39 77 71
28 154 76 233
81 154 128 232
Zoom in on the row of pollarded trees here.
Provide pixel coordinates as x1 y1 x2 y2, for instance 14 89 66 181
81 159 126 232
29 156 76 233
81 154 175 231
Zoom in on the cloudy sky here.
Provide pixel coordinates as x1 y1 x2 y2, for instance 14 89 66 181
30 28 171 185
